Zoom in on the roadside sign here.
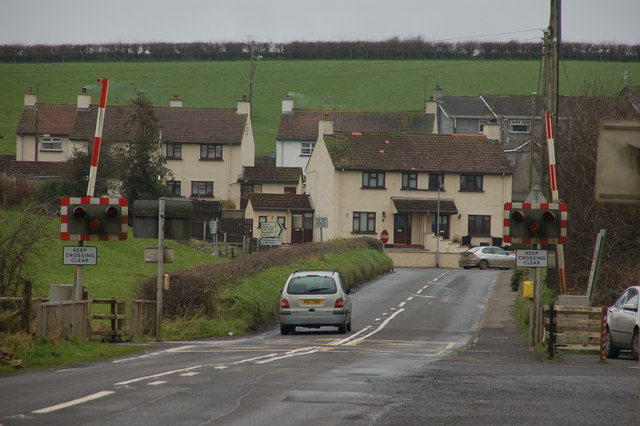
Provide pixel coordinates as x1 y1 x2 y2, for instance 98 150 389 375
260 222 284 238
259 237 282 246
380 229 389 244
314 217 328 228
63 246 97 265
516 249 548 268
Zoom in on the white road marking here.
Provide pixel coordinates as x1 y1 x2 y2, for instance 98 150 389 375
344 309 405 346
147 381 167 386
32 391 115 414
114 365 204 386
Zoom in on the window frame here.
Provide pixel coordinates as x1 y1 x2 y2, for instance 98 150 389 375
362 172 386 189
200 144 223 160
510 119 531 134
166 180 181 196
352 211 376 234
191 181 214 197
40 136 62 151
460 174 483 192
468 214 491 236
402 172 418 190
300 142 315 156
166 143 182 159
428 173 444 191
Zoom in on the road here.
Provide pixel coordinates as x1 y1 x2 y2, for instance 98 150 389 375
1 268 637 425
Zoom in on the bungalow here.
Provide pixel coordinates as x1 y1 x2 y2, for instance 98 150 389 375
306 117 513 255
245 193 314 244
15 91 254 207
237 162 303 209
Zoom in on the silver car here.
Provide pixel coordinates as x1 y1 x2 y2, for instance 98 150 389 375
604 285 640 360
458 246 516 270
279 268 354 334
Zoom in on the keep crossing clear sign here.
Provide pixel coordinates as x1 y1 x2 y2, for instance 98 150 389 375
63 246 98 265
516 249 548 268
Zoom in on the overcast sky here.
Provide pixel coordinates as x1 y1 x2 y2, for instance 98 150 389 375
1 0 638 46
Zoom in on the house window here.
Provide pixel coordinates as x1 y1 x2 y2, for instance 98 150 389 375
353 212 376 233
429 174 444 191
258 216 267 228
200 144 223 160
301 142 315 156
362 172 385 189
284 186 296 194
510 120 531 133
402 173 417 190
166 180 181 196
41 136 62 151
167 143 182 159
479 119 489 134
468 215 491 236
277 216 286 229
191 181 213 197
460 175 483 191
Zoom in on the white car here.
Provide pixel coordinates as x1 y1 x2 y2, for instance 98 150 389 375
279 268 354 334
458 246 516 270
604 285 640 360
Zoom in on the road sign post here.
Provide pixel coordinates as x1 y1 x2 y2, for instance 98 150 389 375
314 217 328 257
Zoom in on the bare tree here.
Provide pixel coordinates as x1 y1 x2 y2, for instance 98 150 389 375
554 82 640 303
0 202 56 297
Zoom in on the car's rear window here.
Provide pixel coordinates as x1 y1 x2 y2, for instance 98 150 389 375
287 276 337 294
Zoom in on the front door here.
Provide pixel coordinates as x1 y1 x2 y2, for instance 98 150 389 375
431 215 450 240
393 214 411 245
292 212 313 244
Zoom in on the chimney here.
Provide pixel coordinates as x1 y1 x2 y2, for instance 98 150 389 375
24 89 38 108
432 84 443 102
237 93 250 115
483 119 501 142
170 95 183 108
282 95 294 114
77 87 92 110
319 112 334 135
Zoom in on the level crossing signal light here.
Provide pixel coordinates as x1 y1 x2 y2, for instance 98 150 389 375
61 197 128 241
503 202 567 245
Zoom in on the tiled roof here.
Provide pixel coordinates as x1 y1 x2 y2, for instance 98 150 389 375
70 105 248 144
239 164 302 183
18 104 248 144
391 197 458 214
277 109 434 141
16 104 78 136
323 132 513 174
247 193 313 211
0 155 64 177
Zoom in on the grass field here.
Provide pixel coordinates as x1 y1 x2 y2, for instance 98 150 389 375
1 59 638 156
22 215 224 300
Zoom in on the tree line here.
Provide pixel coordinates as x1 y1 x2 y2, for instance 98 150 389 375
1 38 638 63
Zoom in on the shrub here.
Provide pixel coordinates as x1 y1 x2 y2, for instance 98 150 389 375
138 238 384 318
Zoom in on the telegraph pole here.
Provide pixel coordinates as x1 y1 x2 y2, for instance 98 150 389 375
543 0 567 293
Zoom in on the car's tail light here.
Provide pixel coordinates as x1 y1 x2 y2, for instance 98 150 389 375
334 298 344 309
280 298 290 309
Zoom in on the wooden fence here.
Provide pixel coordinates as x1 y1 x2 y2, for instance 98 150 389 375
544 304 606 359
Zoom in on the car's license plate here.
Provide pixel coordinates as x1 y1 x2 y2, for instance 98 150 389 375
301 299 323 305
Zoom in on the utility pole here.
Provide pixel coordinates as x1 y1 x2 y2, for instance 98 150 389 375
543 0 567 293
248 37 256 118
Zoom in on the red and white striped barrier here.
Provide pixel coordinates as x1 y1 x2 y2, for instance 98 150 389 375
86 78 109 197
